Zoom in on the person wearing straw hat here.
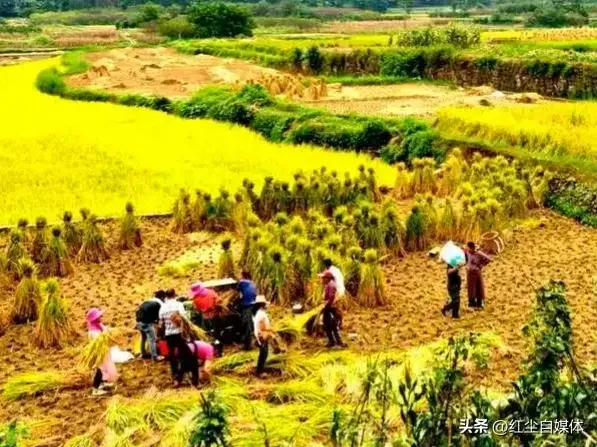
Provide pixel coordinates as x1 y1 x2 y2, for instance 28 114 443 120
253 295 271 377
86 307 117 397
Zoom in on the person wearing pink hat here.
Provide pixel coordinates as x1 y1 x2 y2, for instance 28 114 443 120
190 283 222 342
86 307 118 397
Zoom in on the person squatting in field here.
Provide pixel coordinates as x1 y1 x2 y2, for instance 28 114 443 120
465 241 492 309
135 290 165 362
86 307 117 397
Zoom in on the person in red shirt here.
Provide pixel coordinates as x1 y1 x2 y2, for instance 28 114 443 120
321 271 345 348
190 283 219 319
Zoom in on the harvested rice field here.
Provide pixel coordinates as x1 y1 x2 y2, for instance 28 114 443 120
68 47 555 117
1 210 597 445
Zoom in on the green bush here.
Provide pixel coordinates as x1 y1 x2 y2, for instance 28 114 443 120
525 8 588 28
400 129 444 163
64 88 117 103
306 46 325 74
288 118 360 150
251 108 294 141
36 68 66 96
355 120 392 151
235 84 273 107
187 2 255 38
158 16 196 39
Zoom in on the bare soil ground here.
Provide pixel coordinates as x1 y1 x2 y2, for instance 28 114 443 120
68 47 279 99
68 47 554 117
1 210 597 444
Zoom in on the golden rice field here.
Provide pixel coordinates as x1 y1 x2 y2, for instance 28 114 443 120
0 60 393 226
437 103 597 174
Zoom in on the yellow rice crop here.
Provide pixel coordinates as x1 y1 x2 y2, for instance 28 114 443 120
0 60 393 226
437 103 597 172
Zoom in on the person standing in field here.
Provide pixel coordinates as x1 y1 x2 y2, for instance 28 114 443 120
86 307 117 397
238 270 257 351
187 340 215 382
465 241 492 309
321 270 345 348
323 258 345 298
442 262 462 319
253 295 271 377
135 290 165 361
159 289 192 387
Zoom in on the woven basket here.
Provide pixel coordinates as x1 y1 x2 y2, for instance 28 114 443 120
480 231 505 255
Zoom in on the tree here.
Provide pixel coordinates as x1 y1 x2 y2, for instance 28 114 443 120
0 0 17 17
397 0 413 13
187 2 255 38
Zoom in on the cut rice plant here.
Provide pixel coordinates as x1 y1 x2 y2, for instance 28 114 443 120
5 229 27 279
160 411 194 447
2 370 71 401
12 259 41 324
0 307 9 337
394 162 412 199
344 246 362 299
233 192 249 235
17 218 29 243
381 205 405 257
31 216 49 264
259 176 276 221
191 189 206 231
118 202 142 250
42 227 73 277
36 278 72 348
212 351 255 374
218 236 236 279
367 167 381 202
276 305 322 344
265 379 329 405
62 211 82 256
438 198 459 242
77 214 109 263
358 249 386 307
261 245 287 304
405 206 427 252
80 330 110 369
64 433 96 447
172 189 193 234
438 148 466 196
359 213 384 251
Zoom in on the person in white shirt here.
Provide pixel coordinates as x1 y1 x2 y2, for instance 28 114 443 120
253 295 271 377
158 289 191 387
323 258 345 297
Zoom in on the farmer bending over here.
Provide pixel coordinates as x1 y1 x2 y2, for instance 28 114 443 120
86 307 117 397
135 290 165 361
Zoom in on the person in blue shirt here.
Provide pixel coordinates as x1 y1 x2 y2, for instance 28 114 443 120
238 270 257 350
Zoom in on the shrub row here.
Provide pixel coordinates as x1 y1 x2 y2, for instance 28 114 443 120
35 61 441 161
545 177 597 227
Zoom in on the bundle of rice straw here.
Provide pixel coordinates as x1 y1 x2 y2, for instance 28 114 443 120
80 331 110 369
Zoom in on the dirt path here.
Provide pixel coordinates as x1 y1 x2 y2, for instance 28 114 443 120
1 211 597 443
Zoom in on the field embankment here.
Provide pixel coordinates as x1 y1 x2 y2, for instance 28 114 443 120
67 47 555 117
0 59 393 225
